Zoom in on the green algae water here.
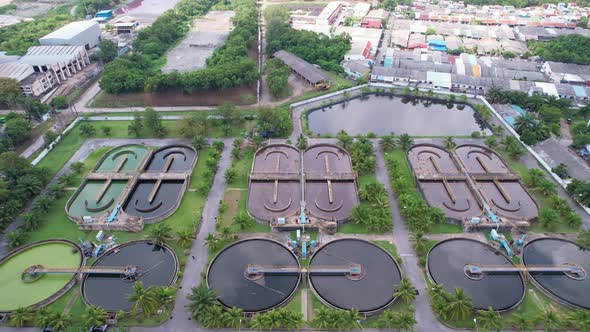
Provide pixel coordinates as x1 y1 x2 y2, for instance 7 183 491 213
95 145 148 172
0 242 82 311
68 180 127 217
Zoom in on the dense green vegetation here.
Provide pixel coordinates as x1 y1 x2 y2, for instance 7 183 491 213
146 0 258 93
265 6 351 73
75 0 122 16
0 9 71 55
265 58 290 98
0 3 16 14
530 34 590 65
101 0 258 94
486 87 571 145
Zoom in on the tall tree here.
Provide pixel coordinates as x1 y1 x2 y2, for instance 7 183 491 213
146 224 173 246
81 306 107 329
0 78 22 107
127 282 159 317
447 288 472 321
394 278 417 304
186 284 218 321
397 133 415 151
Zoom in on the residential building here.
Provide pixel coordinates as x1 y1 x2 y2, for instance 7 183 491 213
317 2 345 25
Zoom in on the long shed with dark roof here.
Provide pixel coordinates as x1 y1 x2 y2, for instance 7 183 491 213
273 50 328 85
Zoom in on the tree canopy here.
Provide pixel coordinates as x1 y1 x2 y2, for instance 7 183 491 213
530 34 590 65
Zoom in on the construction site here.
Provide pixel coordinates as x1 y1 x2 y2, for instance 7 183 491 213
247 143 359 233
66 144 197 231
407 143 539 231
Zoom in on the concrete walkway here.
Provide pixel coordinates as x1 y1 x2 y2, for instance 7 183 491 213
132 138 233 332
374 142 453 332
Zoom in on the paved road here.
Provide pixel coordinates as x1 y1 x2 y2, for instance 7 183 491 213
374 142 452 332
534 137 590 180
132 138 233 332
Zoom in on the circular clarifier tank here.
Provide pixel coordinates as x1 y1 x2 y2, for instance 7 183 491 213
523 237 590 309
427 238 525 312
82 240 178 312
207 238 300 313
308 239 402 314
0 240 83 313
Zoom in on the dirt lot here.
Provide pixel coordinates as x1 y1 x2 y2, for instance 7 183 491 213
91 85 257 107
12 0 70 17
163 11 235 73
116 0 179 25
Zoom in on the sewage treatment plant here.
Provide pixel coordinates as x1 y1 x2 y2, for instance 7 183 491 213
207 238 402 314
247 143 359 232
407 143 538 230
0 240 84 313
66 144 197 231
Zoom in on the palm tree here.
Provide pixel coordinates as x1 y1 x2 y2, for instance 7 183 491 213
336 130 352 149
398 310 416 331
186 284 218 321
511 312 533 331
127 282 159 317
394 278 417 304
514 112 538 134
526 168 545 187
34 308 53 329
233 211 255 230
82 306 107 329
377 310 398 328
296 133 308 150
313 307 333 329
349 205 370 225
219 226 234 241
223 307 244 328
539 308 560 331
205 233 220 250
447 288 472 321
49 312 71 331
250 312 267 330
477 307 501 331
153 286 176 308
443 136 456 150
9 307 34 327
379 134 396 152
176 229 194 248
201 304 225 328
342 308 362 330
146 224 173 246
568 309 590 331
429 283 446 303
397 133 415 151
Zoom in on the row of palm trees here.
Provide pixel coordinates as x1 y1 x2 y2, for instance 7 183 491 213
146 223 195 249
476 306 590 331
127 282 176 318
9 305 109 331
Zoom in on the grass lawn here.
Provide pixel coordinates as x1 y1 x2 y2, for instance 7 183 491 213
373 240 402 265
283 289 302 314
35 117 253 181
429 223 463 234
20 141 218 329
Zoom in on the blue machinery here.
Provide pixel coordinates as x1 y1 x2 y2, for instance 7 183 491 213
489 229 513 257
107 204 121 223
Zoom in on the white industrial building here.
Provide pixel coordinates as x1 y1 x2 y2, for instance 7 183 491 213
0 45 91 96
0 63 57 96
19 46 91 82
39 20 101 49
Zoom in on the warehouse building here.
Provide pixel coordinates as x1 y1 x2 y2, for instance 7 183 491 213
39 21 101 49
0 63 56 96
18 46 90 83
273 50 328 86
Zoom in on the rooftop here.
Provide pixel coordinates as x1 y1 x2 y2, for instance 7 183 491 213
273 50 328 84
40 20 99 41
0 63 33 81
18 46 85 66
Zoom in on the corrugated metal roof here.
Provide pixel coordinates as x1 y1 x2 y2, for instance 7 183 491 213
40 21 99 40
0 63 33 81
273 50 328 84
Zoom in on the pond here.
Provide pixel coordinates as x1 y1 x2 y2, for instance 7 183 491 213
306 94 490 136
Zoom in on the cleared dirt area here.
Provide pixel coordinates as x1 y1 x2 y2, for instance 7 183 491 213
163 11 235 73
12 0 70 17
116 0 179 25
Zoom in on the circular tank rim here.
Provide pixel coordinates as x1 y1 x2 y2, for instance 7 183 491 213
425 237 526 313
92 143 149 173
145 144 197 169
522 237 590 310
206 238 301 314
307 238 402 315
80 240 179 313
0 239 85 314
